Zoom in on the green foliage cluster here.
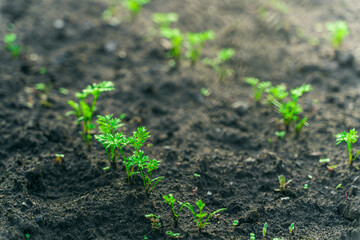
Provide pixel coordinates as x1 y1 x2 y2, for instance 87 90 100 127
203 48 236 80
96 124 163 194
67 81 115 145
162 196 226 232
326 21 349 49
3 33 21 58
246 78 312 135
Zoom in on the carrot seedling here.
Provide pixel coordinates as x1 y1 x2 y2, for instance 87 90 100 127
245 78 271 102
275 131 286 139
185 30 215 65
123 0 150 18
96 127 163 194
265 84 288 106
326 21 349 49
275 84 312 134
335 129 360 165
274 175 292 192
95 114 126 168
163 194 188 226
160 27 183 64
3 33 21 58
67 81 115 146
203 48 235 80
183 199 226 232
319 158 330 163
233 220 239 228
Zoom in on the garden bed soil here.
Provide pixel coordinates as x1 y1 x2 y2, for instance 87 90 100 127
1 0 360 239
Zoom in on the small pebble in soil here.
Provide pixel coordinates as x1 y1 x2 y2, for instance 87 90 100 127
231 101 249 116
53 19 65 29
104 40 117 53
207 191 212 196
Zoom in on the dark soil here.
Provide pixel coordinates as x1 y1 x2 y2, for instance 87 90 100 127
1 0 360 239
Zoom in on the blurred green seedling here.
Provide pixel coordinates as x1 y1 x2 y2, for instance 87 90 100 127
275 84 312 134
275 131 286 139
203 48 235 80
183 199 226 232
233 220 239 228
165 231 180 238
326 21 349 49
163 194 189 226
3 33 21 58
160 27 183 63
67 81 115 146
245 77 271 102
335 128 360 165
152 12 178 30
289 222 294 234
274 175 292 192
185 30 215 65
123 0 150 18
250 233 255 240
266 84 288 106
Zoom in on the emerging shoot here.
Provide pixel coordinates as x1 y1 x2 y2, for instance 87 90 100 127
274 175 292 192
203 48 235 80
185 30 215 65
335 129 360 165
67 81 115 146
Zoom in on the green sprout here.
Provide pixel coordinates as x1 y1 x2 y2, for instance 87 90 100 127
336 183 342 189
67 81 115 145
163 194 188 226
183 199 226 232
275 131 286 139
165 231 180 238
34 82 52 107
194 173 201 178
304 184 308 189
289 222 294 234
94 114 125 167
250 233 256 240
327 165 337 171
185 30 215 65
275 84 312 133
152 12 178 29
160 27 183 63
96 127 163 194
203 48 235 80
319 158 330 163
59 87 69 95
25 233 30 240
335 129 360 165
233 220 239 228
274 175 292 192
201 88 210 97
245 78 271 102
55 154 64 164
3 33 21 58
263 222 267 239
326 21 349 49
145 214 161 230
39 67 47 75
123 0 150 18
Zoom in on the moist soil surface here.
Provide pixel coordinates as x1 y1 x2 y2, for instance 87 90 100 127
2 0 360 239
